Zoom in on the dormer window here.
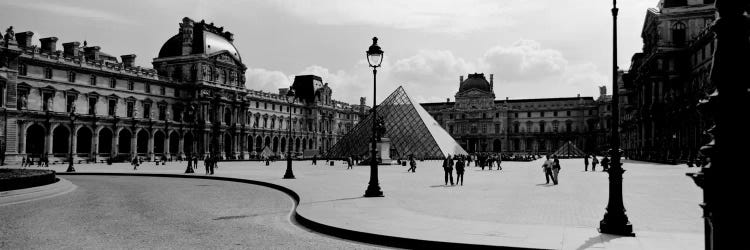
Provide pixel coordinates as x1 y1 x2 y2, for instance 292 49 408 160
90 75 97 86
145 83 151 93
18 64 27 76
127 80 134 90
110 78 116 88
44 68 52 79
67 71 76 83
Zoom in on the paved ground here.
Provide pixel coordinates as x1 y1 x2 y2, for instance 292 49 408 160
1 158 704 249
0 175 387 250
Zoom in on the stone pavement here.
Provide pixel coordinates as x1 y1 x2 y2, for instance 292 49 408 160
3 158 703 250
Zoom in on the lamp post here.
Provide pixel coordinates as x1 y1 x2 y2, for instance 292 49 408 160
598 0 633 236
66 106 76 172
364 37 384 197
283 88 296 179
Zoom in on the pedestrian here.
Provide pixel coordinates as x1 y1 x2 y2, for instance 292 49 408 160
407 155 417 172
591 155 599 171
44 156 49 167
209 156 215 175
265 156 270 166
456 157 465 186
193 156 198 168
205 156 211 175
552 155 561 185
347 156 353 169
542 155 554 184
497 156 502 170
601 156 610 172
584 154 589 171
443 155 454 185
312 155 317 165
21 157 26 168
132 156 139 170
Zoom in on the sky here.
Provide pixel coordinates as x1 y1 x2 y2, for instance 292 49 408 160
0 0 658 104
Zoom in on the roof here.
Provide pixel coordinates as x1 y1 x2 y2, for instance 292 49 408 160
420 96 594 106
458 73 491 93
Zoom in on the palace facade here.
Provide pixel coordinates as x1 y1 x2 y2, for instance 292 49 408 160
0 17 366 163
421 73 609 155
619 0 715 163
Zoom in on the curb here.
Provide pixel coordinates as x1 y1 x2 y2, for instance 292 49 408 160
0 177 77 207
57 172 545 250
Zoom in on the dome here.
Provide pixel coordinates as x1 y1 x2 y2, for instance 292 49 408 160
157 32 242 62
458 73 491 92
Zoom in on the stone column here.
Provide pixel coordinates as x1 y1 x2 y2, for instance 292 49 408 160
163 133 170 160
71 126 78 155
147 130 154 160
18 123 26 155
178 134 185 158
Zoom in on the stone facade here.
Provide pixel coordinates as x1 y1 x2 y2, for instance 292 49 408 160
619 0 715 163
421 73 609 155
0 18 365 164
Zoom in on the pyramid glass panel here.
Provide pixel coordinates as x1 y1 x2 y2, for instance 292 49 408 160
327 86 467 159
552 141 586 157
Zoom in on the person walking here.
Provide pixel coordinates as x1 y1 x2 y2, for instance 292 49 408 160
132 156 139 170
455 157 465 185
204 156 211 175
584 154 590 171
591 155 599 171
552 155 561 185
601 156 610 172
408 155 417 173
443 155 454 185
347 156 353 169
21 157 26 168
312 155 317 165
542 155 554 184
209 156 216 175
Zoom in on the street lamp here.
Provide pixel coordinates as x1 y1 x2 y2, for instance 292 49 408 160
599 0 633 236
364 37 384 197
283 88 296 179
66 106 76 172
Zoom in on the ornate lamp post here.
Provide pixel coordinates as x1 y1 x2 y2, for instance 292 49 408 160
283 88 296 179
66 106 76 172
364 37 384 197
598 0 633 236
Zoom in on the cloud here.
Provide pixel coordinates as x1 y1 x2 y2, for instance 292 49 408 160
1 2 134 25
244 68 292 92
479 40 568 82
264 0 521 34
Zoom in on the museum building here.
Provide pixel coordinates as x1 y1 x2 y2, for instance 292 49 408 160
421 73 609 155
0 17 366 163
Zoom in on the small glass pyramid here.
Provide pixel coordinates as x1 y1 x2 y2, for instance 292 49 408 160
327 86 467 159
552 141 586 157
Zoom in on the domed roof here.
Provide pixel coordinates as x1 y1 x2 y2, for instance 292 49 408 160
157 31 242 62
458 73 491 92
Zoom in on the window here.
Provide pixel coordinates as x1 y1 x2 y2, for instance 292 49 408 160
540 112 545 117
449 125 454 134
567 111 571 116
264 103 267 109
495 112 499 118
255 102 259 108
566 122 572 132
89 75 97 86
158 105 166 120
672 22 687 47
44 68 52 79
482 113 486 119
128 81 134 90
160 86 165 95
67 71 76 82
272 104 275 111
66 94 77 113
108 99 117 116
42 92 53 111
539 121 546 133
527 112 531 118
144 103 151 118
553 121 559 132
145 83 151 93
553 111 558 117
126 102 134 117
495 124 500 134
110 78 116 88
481 124 487 133
88 97 97 115
514 113 518 118
17 89 29 110
449 114 453 119
174 89 180 97
462 114 466 119
514 123 520 133
18 64 27 76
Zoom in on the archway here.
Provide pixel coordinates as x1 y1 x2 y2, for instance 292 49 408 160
184 132 194 155
272 137 279 152
295 138 300 152
76 127 93 157
25 124 46 157
118 129 131 156
302 138 307 150
224 133 232 157
280 137 286 153
248 135 254 152
308 138 313 150
169 131 179 155
52 126 70 156
98 128 113 157
493 139 502 153
137 130 149 155
256 136 263 152
154 131 165 154
264 136 271 148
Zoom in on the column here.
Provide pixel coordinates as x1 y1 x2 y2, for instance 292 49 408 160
163 133 170 160
178 134 185 158
45 126 53 158
18 123 26 155
147 131 154 160
71 126 78 155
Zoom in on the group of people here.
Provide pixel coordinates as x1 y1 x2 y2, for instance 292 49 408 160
583 155 610 172
20 156 50 168
541 155 562 185
440 155 472 186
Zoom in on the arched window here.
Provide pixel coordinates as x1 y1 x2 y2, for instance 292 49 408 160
672 22 687 47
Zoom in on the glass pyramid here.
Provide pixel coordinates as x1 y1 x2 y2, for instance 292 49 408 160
552 141 586 157
327 86 467 159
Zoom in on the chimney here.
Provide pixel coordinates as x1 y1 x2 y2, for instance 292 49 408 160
446 98 450 103
360 97 366 106
84 46 101 61
39 37 58 54
459 75 464 86
577 93 581 99
15 31 34 48
180 17 194 56
490 74 494 90
62 42 80 58
121 54 136 68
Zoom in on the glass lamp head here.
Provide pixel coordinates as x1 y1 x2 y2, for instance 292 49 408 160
366 37 384 68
